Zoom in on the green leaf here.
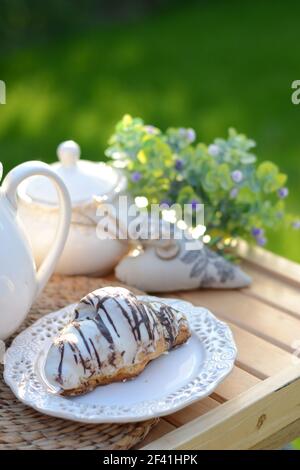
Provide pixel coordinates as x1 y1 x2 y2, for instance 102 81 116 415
123 114 133 126
263 173 287 193
228 127 238 138
203 171 218 192
217 163 233 190
256 161 284 193
277 172 287 186
236 187 256 204
152 168 164 177
256 161 278 179
177 186 197 204
240 153 256 164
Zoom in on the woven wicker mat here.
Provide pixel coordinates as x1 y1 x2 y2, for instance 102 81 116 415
0 275 158 450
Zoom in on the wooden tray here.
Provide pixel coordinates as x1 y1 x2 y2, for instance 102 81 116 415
134 244 300 450
2 245 300 450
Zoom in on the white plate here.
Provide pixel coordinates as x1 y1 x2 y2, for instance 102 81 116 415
4 296 237 423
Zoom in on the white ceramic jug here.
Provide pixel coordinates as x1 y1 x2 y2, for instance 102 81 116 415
0 161 71 340
17 141 129 276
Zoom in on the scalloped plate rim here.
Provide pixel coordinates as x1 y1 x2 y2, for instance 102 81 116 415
4 296 237 423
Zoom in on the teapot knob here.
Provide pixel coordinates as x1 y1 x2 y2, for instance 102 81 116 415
57 140 80 167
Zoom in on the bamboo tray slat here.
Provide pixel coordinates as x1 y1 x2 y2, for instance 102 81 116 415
178 289 300 352
241 263 300 318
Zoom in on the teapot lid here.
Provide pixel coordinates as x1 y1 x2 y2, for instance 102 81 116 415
19 141 125 206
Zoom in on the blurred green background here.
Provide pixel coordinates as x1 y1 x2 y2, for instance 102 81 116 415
0 0 300 266
0 0 300 449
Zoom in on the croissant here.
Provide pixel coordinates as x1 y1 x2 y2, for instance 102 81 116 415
45 287 191 396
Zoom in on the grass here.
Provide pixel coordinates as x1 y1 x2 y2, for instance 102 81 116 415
0 0 300 262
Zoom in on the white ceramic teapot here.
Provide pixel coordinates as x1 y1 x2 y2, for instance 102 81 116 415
17 141 129 276
0 161 71 340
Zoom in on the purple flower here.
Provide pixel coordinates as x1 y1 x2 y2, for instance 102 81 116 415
178 128 196 143
186 128 196 143
256 236 267 246
252 227 267 246
251 227 264 237
230 187 239 199
144 125 156 135
175 158 184 171
277 187 289 199
131 171 141 182
292 220 300 229
190 199 199 211
160 199 171 208
231 170 243 183
208 144 220 157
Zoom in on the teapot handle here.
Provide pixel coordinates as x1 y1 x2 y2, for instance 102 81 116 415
2 161 71 298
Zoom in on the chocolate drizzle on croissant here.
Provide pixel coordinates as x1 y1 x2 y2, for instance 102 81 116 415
45 287 191 396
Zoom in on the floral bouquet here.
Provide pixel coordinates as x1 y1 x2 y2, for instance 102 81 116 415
106 115 299 257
